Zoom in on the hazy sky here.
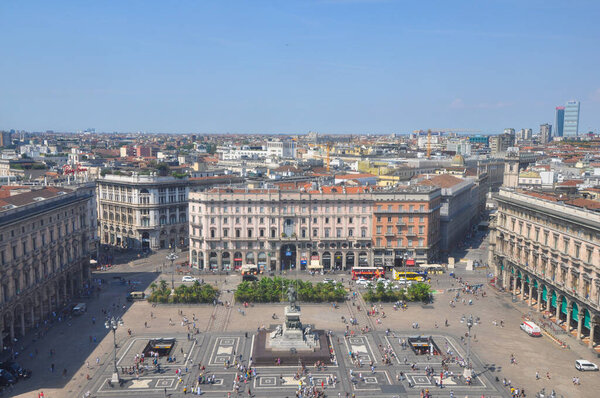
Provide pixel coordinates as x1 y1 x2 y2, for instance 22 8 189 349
1 0 599 134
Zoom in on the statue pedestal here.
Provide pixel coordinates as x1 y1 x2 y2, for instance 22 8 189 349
266 305 318 352
253 302 332 366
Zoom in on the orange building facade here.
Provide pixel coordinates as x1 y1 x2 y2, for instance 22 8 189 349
372 188 441 267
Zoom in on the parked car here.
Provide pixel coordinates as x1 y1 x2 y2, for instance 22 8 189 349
355 278 370 287
72 303 87 315
575 359 599 371
181 276 197 283
0 369 16 386
0 361 31 379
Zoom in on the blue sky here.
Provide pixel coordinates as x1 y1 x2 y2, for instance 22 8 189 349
1 0 599 134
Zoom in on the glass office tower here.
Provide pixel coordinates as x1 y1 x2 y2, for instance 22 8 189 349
554 106 564 138
563 101 580 137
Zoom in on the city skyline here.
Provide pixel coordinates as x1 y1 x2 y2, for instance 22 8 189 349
1 1 600 134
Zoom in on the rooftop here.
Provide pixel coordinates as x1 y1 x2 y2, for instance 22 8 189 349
0 187 73 212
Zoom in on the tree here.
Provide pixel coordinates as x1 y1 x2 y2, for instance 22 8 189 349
156 163 170 176
159 280 168 292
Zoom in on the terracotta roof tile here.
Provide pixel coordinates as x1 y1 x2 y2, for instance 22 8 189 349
418 174 465 188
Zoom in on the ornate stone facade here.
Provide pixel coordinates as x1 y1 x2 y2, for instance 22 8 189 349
97 174 189 250
189 185 441 271
0 187 94 348
490 188 600 351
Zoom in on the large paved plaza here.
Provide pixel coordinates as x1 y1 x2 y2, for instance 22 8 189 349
4 248 599 398
84 331 501 397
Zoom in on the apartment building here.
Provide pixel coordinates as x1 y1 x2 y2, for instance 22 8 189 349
189 185 441 271
419 174 478 253
490 188 600 351
97 174 189 250
0 187 94 347
372 187 441 266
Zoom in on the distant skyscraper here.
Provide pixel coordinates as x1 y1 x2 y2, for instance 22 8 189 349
554 106 565 137
539 124 552 144
563 100 580 137
0 131 10 147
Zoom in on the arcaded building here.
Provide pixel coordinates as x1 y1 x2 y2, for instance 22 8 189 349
189 185 441 271
490 188 600 351
0 187 94 347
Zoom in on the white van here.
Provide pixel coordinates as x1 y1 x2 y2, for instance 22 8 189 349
520 321 542 337
72 303 87 315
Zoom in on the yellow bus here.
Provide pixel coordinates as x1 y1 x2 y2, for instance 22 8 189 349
393 269 426 282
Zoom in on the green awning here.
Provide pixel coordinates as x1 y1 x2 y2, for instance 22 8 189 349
561 297 568 315
525 275 530 283
533 279 538 289
584 310 591 329
542 286 547 301
572 303 579 322
551 291 557 307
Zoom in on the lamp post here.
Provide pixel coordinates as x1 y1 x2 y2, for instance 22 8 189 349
166 250 179 291
105 316 124 385
463 314 474 380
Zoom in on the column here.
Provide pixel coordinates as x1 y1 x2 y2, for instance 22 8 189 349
537 288 542 312
528 283 533 307
565 303 572 331
19 311 25 337
589 321 597 349
30 307 35 328
555 295 561 320
39 300 44 323
342 252 347 271
512 274 517 295
296 249 302 272
276 250 281 272
576 311 583 340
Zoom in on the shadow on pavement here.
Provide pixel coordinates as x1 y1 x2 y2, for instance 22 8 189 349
4 256 161 397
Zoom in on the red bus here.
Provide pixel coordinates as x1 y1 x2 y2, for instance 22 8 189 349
351 267 385 280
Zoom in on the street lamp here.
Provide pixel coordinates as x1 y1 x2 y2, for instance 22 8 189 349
463 314 474 380
104 316 124 385
166 250 179 290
